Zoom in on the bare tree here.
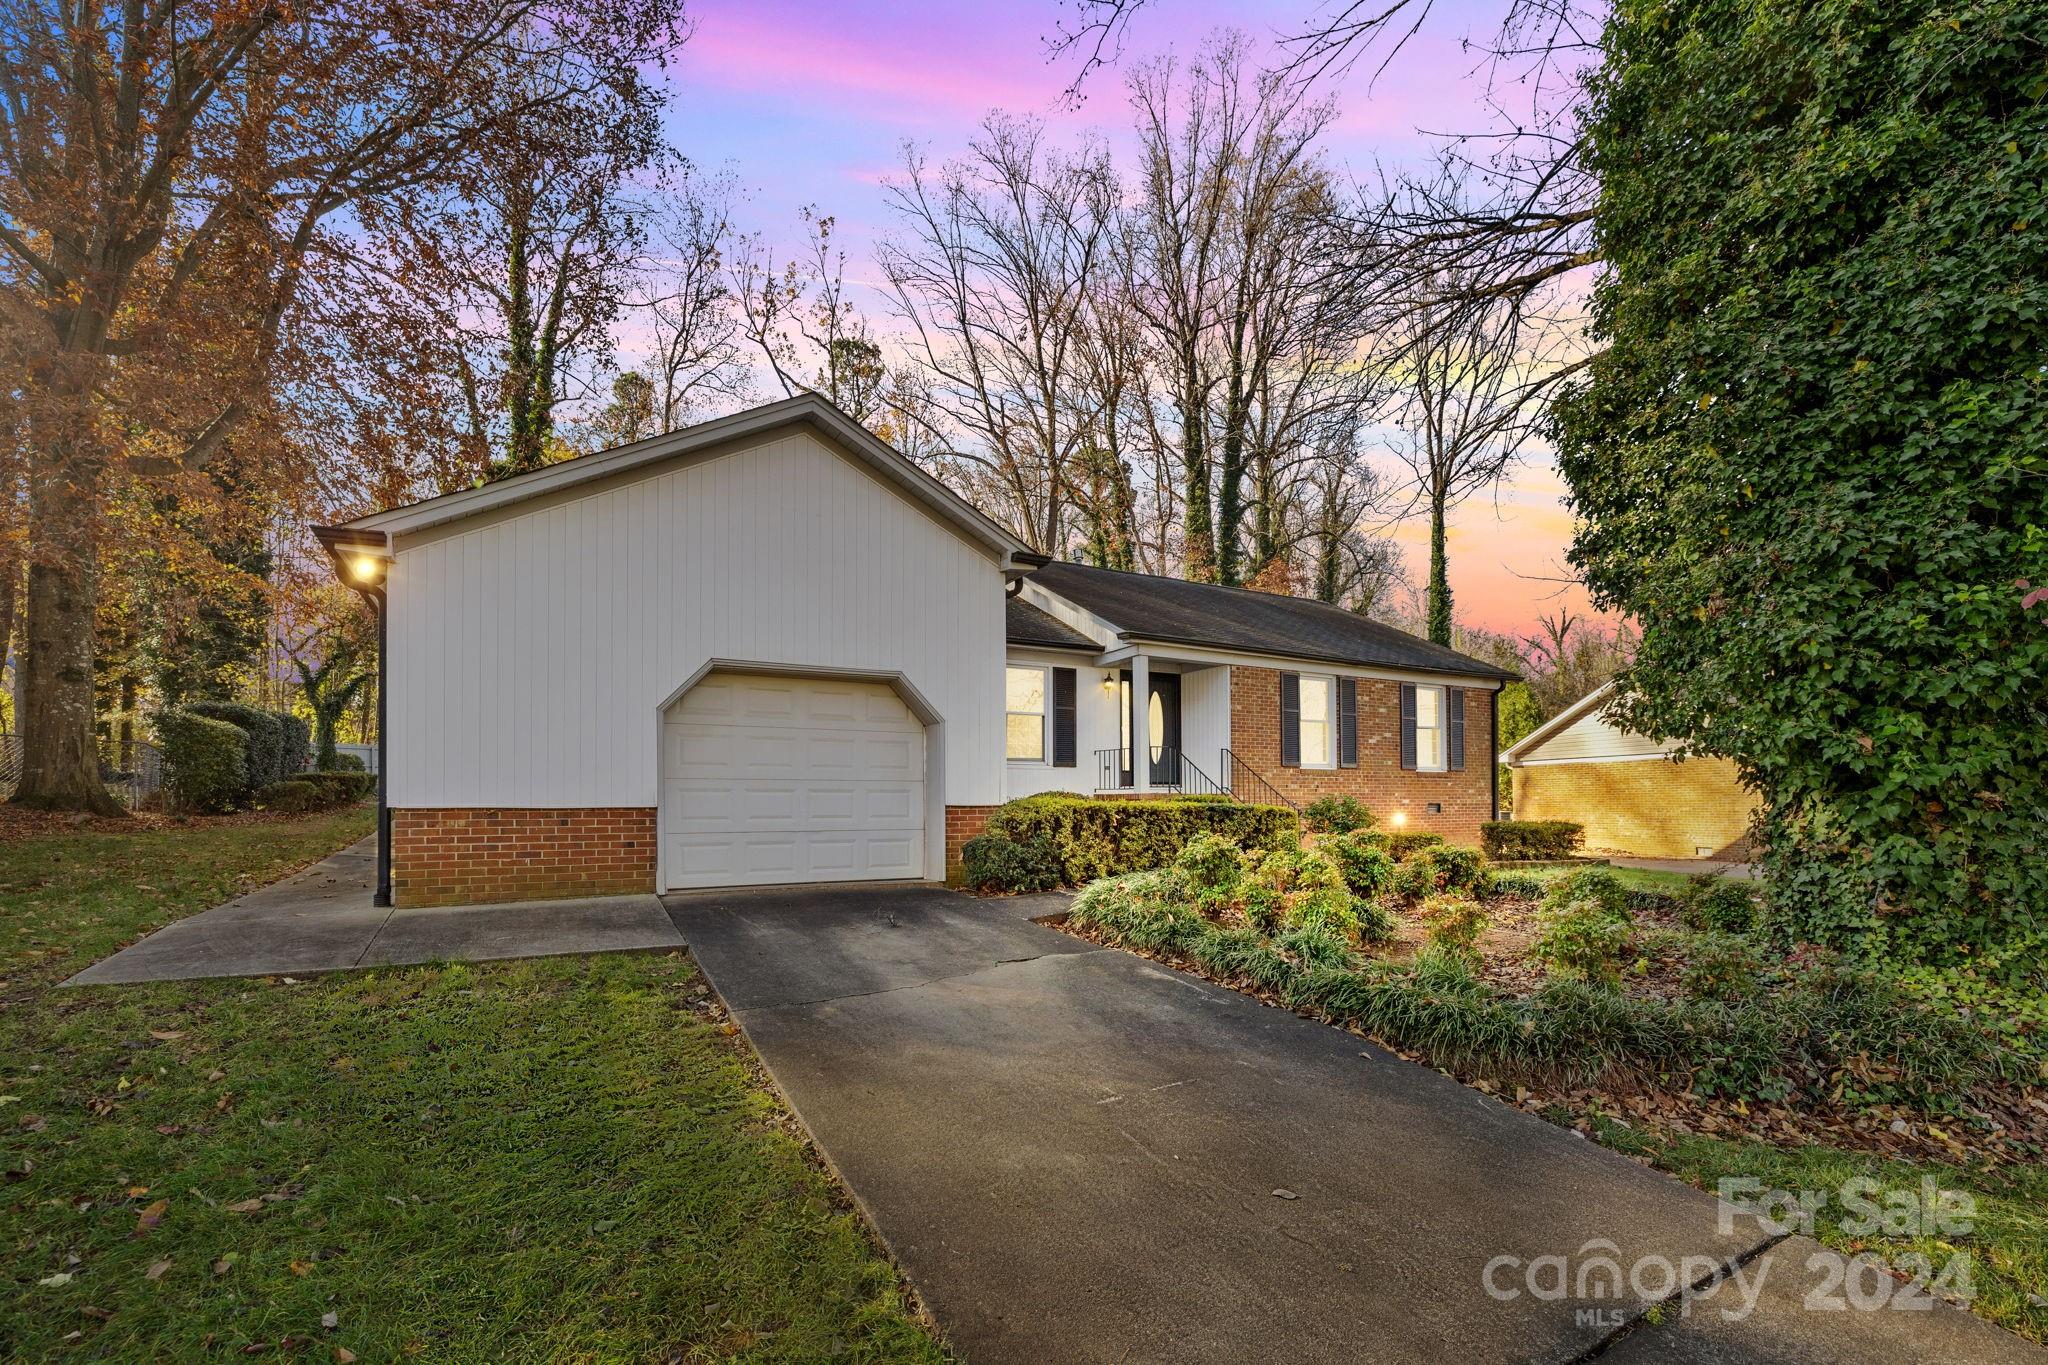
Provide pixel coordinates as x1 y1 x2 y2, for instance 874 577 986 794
1381 286 1540 645
880 116 1119 554
732 209 895 427
635 170 750 430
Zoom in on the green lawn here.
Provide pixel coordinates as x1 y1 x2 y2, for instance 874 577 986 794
1580 1117 2048 1343
2 810 945 1361
1517 862 1707 895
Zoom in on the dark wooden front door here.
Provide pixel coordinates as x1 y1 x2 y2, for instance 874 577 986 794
1120 670 1182 787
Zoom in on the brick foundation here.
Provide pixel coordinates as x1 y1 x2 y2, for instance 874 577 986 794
945 805 999 876
1229 666 1496 845
1512 758 1757 859
392 808 657 907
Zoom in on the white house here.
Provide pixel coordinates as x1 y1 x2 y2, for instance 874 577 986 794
321 395 1514 906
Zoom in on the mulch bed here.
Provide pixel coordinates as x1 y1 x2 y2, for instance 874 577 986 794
1060 915 2048 1170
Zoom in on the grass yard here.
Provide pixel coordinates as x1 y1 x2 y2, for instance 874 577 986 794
1 810 944 1361
1585 1120 2048 1342
1516 862 1706 896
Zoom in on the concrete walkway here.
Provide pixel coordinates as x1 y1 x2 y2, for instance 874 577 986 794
66 838 683 986
667 884 2040 1365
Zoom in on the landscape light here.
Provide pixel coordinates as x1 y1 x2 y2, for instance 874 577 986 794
1389 810 1409 828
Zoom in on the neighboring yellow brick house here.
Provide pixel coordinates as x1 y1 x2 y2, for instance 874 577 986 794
1500 682 1758 860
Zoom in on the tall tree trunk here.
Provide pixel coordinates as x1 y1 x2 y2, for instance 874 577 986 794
0 537 18 732
1216 372 1248 586
504 192 545 475
1427 492 1453 647
14 466 122 814
1179 357 1215 582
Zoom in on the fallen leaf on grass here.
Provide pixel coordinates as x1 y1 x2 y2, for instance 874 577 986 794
38 1272 73 1287
149 1030 184 1042
145 1259 172 1281
289 1260 313 1277
127 1185 149 1197
225 1198 265 1214
321 1312 338 1329
334 1349 357 1363
212 1257 233 1276
80 1306 114 1320
133 1198 169 1235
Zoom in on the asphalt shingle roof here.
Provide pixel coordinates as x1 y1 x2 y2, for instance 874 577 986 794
1024 560 1517 681
1005 596 1101 651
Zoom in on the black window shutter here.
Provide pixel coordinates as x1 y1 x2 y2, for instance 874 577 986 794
1052 668 1077 768
1447 688 1466 771
1279 673 1301 767
1399 683 1417 771
1338 678 1358 767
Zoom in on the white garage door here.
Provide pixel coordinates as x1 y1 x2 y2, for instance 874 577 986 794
661 674 927 890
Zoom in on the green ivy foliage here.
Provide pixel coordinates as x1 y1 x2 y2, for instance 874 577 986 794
1555 0 2048 973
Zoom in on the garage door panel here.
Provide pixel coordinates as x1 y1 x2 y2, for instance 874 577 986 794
662 674 927 890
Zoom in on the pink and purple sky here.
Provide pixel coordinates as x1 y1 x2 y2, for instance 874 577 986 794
654 0 1596 639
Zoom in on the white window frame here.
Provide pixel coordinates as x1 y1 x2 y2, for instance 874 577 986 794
1298 673 1335 770
1006 664 1051 764
1413 683 1448 773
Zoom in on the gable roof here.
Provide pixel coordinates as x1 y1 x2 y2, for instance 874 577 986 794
1006 596 1100 651
335 393 1029 564
1498 680 1681 765
1499 681 1617 764
1024 560 1517 682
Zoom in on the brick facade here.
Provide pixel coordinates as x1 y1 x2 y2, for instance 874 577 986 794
1512 757 1757 860
1228 665 1496 845
945 804 999 876
392 808 657 907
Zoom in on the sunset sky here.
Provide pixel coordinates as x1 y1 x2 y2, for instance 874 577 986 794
651 0 1599 639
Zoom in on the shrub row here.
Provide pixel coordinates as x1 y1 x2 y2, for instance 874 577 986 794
963 794 1299 891
1070 873 2011 1109
157 705 365 813
253 770 372 814
1480 820 1585 860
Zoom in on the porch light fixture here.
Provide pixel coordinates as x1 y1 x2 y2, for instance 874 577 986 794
1102 671 1117 690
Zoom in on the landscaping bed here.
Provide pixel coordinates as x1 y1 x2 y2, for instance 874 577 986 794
2 809 944 1361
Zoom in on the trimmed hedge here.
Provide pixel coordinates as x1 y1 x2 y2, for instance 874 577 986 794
324 752 368 773
981 793 1298 887
1383 831 1445 861
1480 820 1585 860
255 779 326 813
155 710 249 813
961 832 1063 893
300 770 373 804
277 712 312 779
186 701 286 789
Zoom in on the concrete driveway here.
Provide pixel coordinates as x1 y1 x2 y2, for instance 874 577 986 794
66 838 682 985
667 884 2039 1365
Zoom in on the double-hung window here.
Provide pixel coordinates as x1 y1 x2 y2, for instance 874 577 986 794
1298 674 1333 768
1006 665 1048 762
1412 683 1447 771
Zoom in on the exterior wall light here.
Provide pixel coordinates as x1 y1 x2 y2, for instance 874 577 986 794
351 554 387 585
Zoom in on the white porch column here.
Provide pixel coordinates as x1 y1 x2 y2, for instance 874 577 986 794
1131 651 1151 794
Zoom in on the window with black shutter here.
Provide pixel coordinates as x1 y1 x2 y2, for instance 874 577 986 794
1338 678 1358 767
1052 667 1077 767
1399 683 1417 771
1280 672 1301 767
1447 688 1466 771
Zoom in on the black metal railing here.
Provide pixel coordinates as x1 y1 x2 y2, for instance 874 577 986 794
1220 749 1299 811
1091 746 1234 800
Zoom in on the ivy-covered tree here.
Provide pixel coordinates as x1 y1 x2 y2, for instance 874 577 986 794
1554 0 2048 974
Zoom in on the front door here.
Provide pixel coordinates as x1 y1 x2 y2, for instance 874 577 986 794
1119 671 1182 787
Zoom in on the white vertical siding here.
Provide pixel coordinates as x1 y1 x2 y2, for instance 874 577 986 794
1180 665 1231 785
1004 648 1118 798
386 431 1006 810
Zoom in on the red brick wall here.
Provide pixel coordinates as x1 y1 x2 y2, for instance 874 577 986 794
392 808 656 907
945 805 998 877
1229 666 1496 845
